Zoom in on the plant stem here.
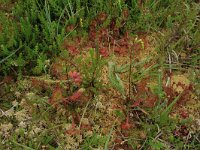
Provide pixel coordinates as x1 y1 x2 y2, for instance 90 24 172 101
128 46 133 100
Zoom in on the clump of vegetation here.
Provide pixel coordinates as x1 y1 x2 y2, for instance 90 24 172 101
0 0 200 149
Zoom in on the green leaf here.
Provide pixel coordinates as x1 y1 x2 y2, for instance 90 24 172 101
160 94 181 125
108 62 125 97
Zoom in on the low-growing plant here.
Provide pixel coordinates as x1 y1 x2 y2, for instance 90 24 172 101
81 132 107 150
76 48 107 96
108 36 156 100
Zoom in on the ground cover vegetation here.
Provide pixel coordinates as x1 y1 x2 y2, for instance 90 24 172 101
0 0 200 149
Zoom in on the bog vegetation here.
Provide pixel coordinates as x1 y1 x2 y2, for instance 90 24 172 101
0 0 200 149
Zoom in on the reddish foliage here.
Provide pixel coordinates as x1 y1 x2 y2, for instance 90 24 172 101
61 9 149 58
31 78 49 90
136 79 148 92
61 9 149 59
65 128 80 135
80 124 92 131
144 95 158 107
62 40 80 55
133 41 144 55
112 28 120 38
132 78 158 108
179 110 189 119
69 71 82 85
2 76 14 84
90 20 98 29
180 84 193 103
143 62 153 69
121 117 132 130
99 28 108 37
69 89 83 101
73 113 81 124
49 85 63 108
97 12 107 24
163 70 173 79
131 99 142 107
51 60 67 79
89 29 96 41
114 138 123 144
98 28 109 41
112 104 125 110
174 125 189 137
118 38 129 47
99 47 109 57
110 18 116 29
114 143 134 150
63 88 85 105
113 136 134 150
180 125 189 136
67 45 79 55
163 82 193 105
114 46 127 55
164 85 177 103
65 117 80 135
65 24 75 32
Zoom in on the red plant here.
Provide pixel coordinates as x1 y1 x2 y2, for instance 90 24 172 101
174 125 189 137
110 18 116 29
2 76 14 84
97 12 107 24
121 116 132 130
80 124 92 131
98 28 109 42
90 20 98 29
132 78 159 108
63 88 85 105
69 88 84 102
51 60 67 79
31 78 49 90
144 96 158 107
113 136 134 150
65 24 75 32
89 30 97 41
67 45 79 55
163 82 193 105
49 85 63 108
65 117 80 135
62 39 80 55
69 71 82 85
131 99 142 107
179 110 189 119
99 47 109 57
118 38 129 47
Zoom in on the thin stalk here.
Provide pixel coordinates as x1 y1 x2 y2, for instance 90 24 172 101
0 44 24 64
128 46 133 100
78 98 91 129
12 140 35 150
